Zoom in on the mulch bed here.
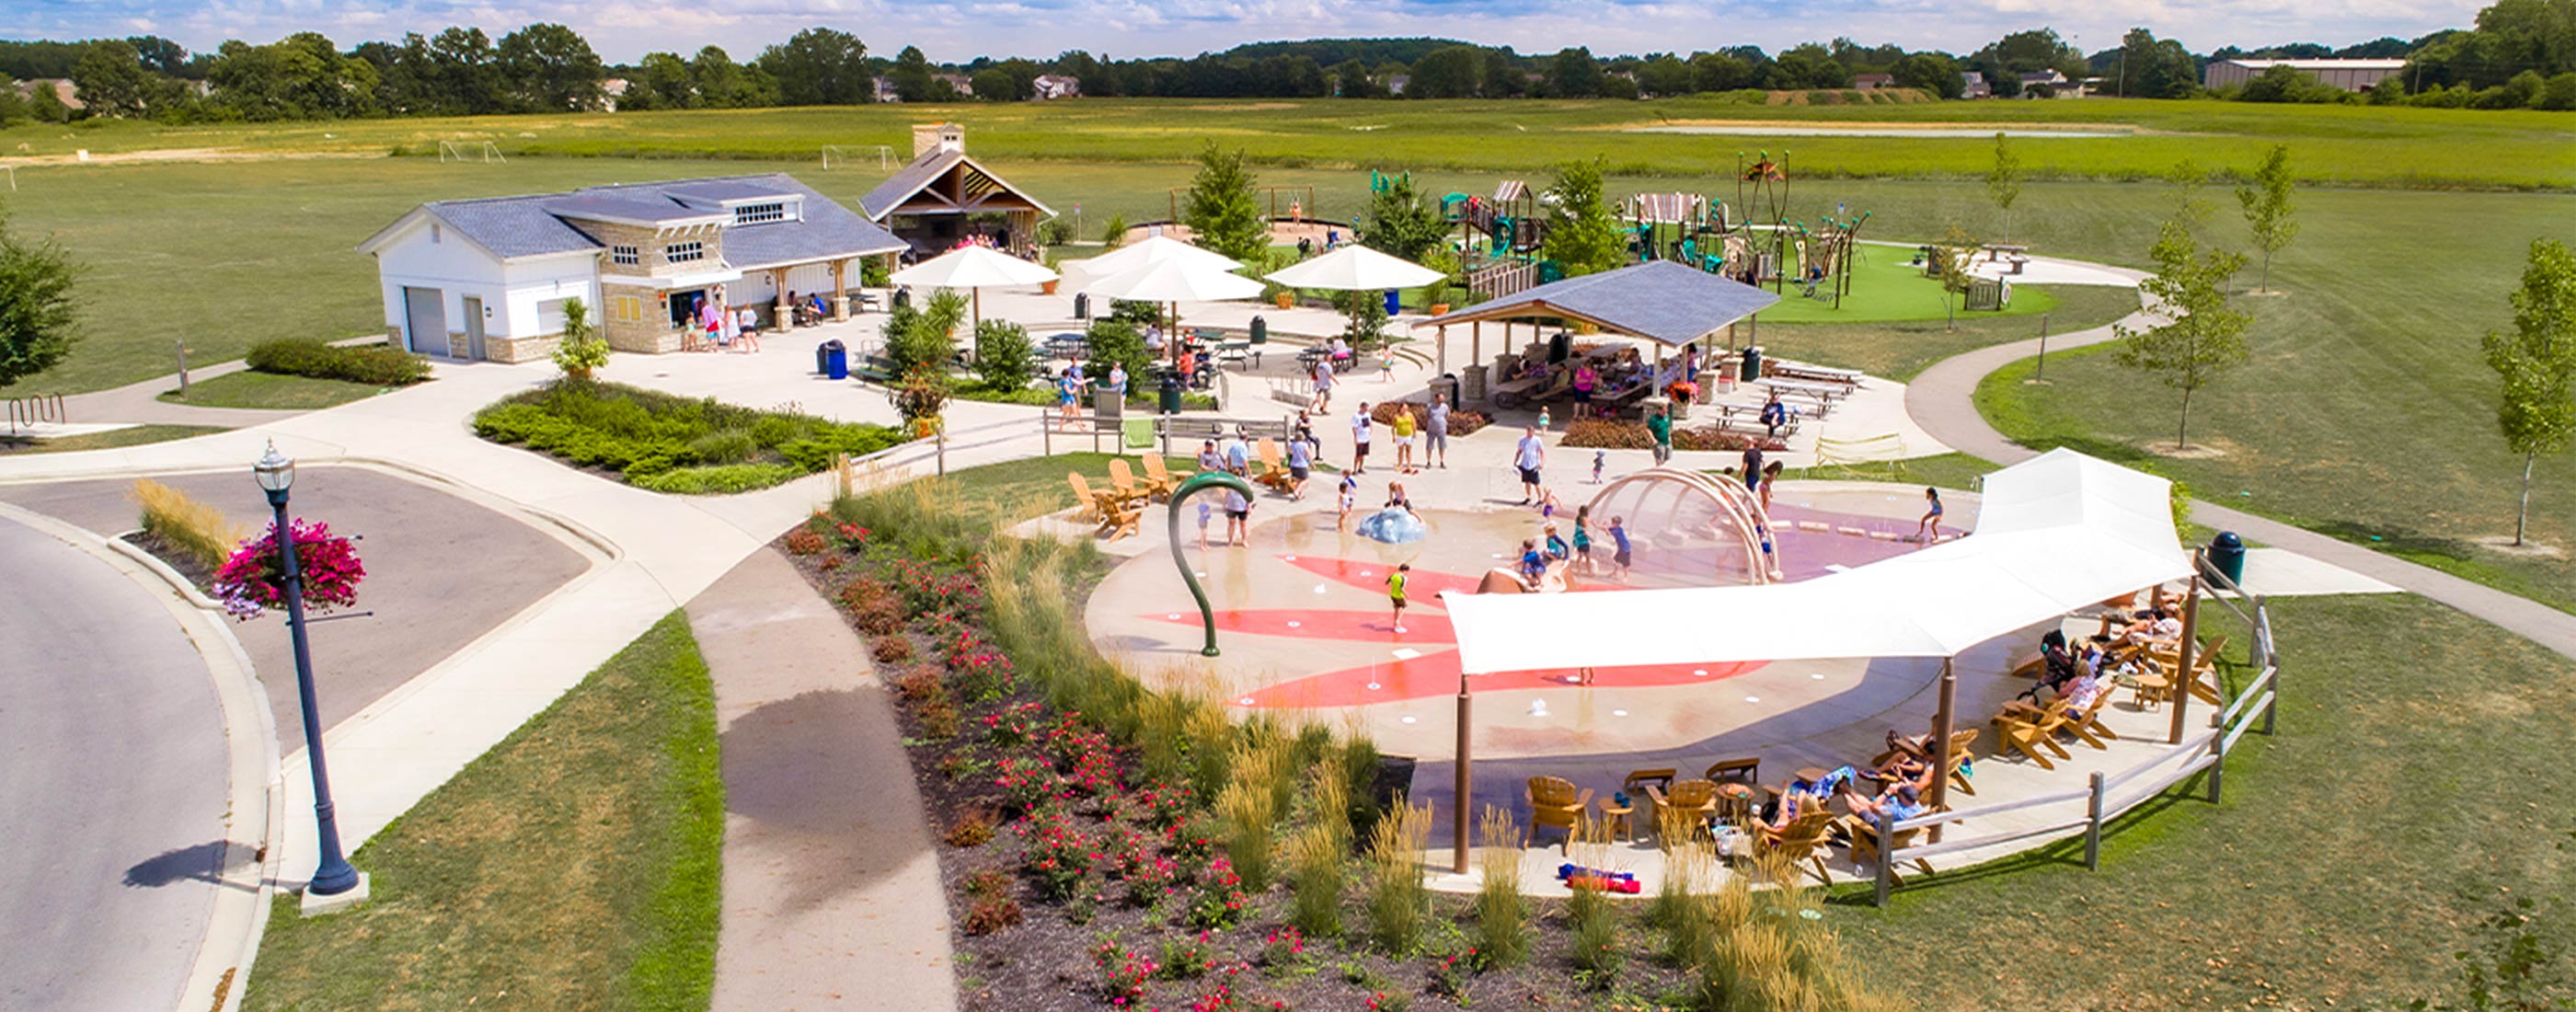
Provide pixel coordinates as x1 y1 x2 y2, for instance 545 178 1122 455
774 515 1703 1012
123 529 220 592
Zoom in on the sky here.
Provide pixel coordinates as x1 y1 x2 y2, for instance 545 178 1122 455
0 0 2487 65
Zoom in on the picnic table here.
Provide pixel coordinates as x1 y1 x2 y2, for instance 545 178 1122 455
1213 339 1259 369
1043 333 1088 360
1755 378 1846 418
1713 402 1800 438
1765 361 1864 387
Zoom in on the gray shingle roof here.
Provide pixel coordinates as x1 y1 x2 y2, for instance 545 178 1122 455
859 149 964 220
1432 260 1780 346
404 173 903 265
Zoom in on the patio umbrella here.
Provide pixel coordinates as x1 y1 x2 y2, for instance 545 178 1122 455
1080 259 1262 362
1264 244 1447 356
889 245 1059 331
1081 235 1244 276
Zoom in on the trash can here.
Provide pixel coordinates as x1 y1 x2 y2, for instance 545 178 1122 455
1384 289 1402 316
2206 532 2247 588
1074 292 1091 320
891 287 912 311
1435 372 1461 407
1248 316 1267 344
818 339 847 380
1158 370 1183 414
1739 345 1763 383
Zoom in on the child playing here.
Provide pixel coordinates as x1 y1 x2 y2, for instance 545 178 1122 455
1337 474 1359 532
1592 450 1605 484
1572 505 1594 575
1387 563 1409 635
1607 515 1632 581
1535 486 1561 519
1518 538 1547 584
1196 500 1213 551
1915 487 1944 544
1379 351 1397 384
1536 405 1553 431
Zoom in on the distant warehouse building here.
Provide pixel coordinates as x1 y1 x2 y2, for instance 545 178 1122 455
2202 59 2407 92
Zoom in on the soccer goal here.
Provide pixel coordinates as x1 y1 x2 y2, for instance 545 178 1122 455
439 141 506 164
821 144 892 171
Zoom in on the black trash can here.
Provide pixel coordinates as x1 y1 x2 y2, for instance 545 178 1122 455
1248 316 1267 343
818 339 847 379
1436 372 1461 406
2206 531 2246 588
1739 345 1764 383
891 287 912 311
1158 370 1183 414
1074 292 1091 320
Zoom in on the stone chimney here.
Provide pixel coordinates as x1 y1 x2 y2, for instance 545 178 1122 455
912 122 964 159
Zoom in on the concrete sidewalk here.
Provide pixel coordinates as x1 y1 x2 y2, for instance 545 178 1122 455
685 549 957 1012
1903 290 2576 662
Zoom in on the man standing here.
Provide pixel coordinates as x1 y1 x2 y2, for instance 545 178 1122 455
1313 357 1336 412
1351 403 1374 474
1647 407 1673 466
1425 394 1451 469
1515 425 1546 504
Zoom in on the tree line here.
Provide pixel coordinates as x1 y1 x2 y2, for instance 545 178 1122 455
1 0 2570 126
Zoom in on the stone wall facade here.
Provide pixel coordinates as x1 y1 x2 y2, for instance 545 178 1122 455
486 332 562 364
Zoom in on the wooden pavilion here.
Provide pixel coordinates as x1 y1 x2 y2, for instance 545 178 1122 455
859 123 1056 259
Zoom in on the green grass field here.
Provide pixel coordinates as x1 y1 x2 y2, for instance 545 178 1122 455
1739 249 2062 325
244 612 722 1012
0 424 224 454
155 370 387 409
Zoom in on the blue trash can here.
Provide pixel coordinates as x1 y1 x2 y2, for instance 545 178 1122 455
2206 531 2246 587
1384 289 1401 316
820 339 848 380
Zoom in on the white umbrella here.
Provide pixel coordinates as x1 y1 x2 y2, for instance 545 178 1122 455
1080 259 1262 362
1263 244 1444 291
1082 235 1243 276
889 245 1059 330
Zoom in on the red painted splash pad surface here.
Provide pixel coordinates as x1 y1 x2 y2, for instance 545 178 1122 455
1116 497 1953 711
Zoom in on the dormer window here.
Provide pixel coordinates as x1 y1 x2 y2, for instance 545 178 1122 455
734 201 788 225
664 241 705 264
431 224 443 244
611 245 640 265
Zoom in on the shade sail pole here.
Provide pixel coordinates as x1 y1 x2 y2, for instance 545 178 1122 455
1454 670 1474 874
1927 657 1956 844
2170 567 2203 744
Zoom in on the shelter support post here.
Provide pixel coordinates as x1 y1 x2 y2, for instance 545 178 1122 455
2169 568 2202 745
1927 658 1956 844
833 259 850 322
1436 326 1447 375
1872 807 1895 906
1454 673 1473 874
773 269 790 326
2084 771 2105 869
1471 321 1482 364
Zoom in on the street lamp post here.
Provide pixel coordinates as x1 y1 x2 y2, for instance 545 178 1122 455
255 443 362 900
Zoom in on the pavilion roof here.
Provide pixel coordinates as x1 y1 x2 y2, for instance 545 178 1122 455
1427 260 1779 347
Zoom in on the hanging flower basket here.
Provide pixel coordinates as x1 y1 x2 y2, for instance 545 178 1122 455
211 519 366 622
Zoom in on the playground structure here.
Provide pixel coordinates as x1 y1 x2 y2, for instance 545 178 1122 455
1167 184 1320 226
1584 467 1783 586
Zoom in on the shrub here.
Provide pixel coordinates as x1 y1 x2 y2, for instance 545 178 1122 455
130 478 246 572
1361 798 1431 955
247 338 431 386
684 430 757 465
1559 418 1779 453
962 895 1022 935
782 528 826 556
945 810 996 847
916 696 959 739
872 634 914 663
1283 823 1346 938
1470 805 1528 969
473 382 898 491
1371 400 1490 437
972 320 1037 392
1215 737 1290 891
893 665 946 704
1156 933 1215 980
550 297 609 380
627 463 800 494
1568 879 1621 979
1187 857 1249 930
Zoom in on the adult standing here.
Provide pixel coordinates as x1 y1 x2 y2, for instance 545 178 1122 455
1514 425 1546 505
1425 394 1451 469
1108 362 1130 400
1350 403 1374 475
1739 442 1765 491
1223 485 1253 546
1313 357 1337 412
1221 426 1251 476
1647 407 1673 466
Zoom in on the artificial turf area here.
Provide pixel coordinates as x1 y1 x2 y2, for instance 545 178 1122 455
243 612 722 1012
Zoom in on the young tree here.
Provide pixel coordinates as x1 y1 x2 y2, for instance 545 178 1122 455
1362 174 1447 263
1986 132 2024 247
2114 219 2252 451
2236 144 2301 293
0 210 81 388
2481 238 2576 546
1180 144 1269 264
1538 157 1627 276
1932 222 1979 331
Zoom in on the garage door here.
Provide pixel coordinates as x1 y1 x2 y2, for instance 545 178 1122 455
403 287 448 357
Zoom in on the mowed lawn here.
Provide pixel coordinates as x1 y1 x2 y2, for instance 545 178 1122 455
1834 592 2576 1008
244 612 722 1012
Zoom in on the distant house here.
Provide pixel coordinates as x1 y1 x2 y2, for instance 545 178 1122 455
870 76 901 103
1031 75 1081 100
1961 72 1992 99
2202 58 2406 92
15 77 83 110
934 74 975 98
2018 70 2081 98
600 77 630 112
356 174 905 361
1853 74 1894 91
1386 75 1410 97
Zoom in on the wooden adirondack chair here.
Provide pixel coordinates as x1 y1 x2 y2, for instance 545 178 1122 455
2139 634 2229 707
1526 776 1594 853
2058 687 2122 750
1644 778 1719 845
1067 472 1141 540
1142 454 1189 496
1107 458 1152 504
1251 438 1293 492
1748 810 1835 885
1840 811 1938 885
1994 698 2075 769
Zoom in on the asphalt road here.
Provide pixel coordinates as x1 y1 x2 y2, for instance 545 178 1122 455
0 512 229 1011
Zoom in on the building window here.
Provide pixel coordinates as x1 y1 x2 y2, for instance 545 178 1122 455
663 241 705 264
431 224 443 244
610 295 644 323
611 245 639 265
733 202 787 225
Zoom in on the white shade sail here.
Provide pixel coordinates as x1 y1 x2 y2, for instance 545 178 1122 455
1440 449 2193 674
1081 235 1243 275
1264 245 1446 291
1081 259 1264 304
889 245 1058 289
